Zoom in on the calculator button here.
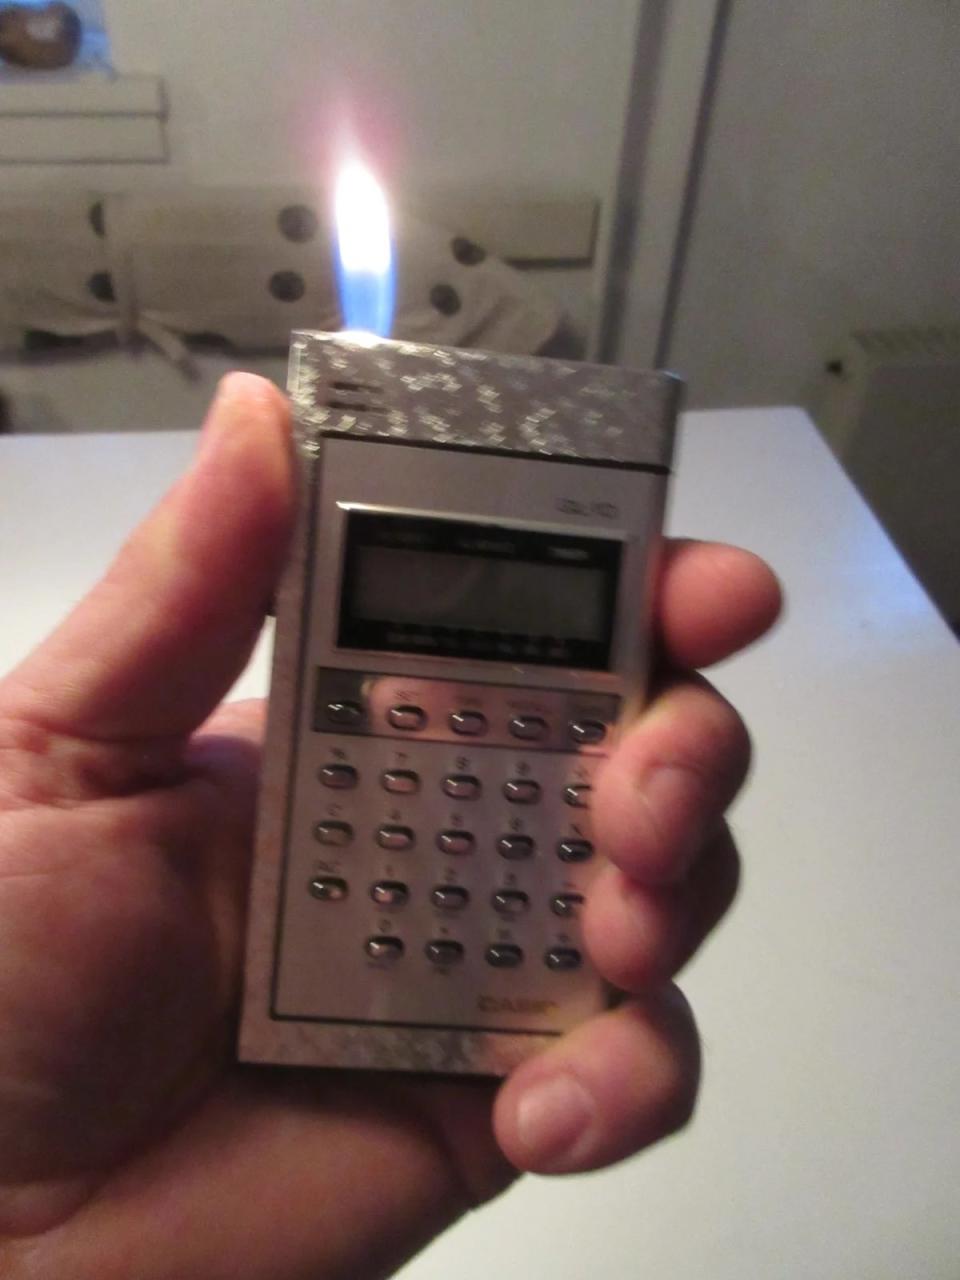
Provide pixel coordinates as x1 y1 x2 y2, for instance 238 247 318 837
425 939 465 966
437 829 476 856
492 888 530 917
442 774 482 800
563 784 592 808
370 880 409 907
365 935 404 962
319 764 358 789
557 838 594 863
508 715 548 742
431 885 470 911
313 820 353 847
381 769 420 795
309 876 348 902
497 834 535 860
450 710 488 737
485 943 524 969
324 699 365 727
388 705 427 731
569 718 607 746
545 946 582 971
504 779 541 805
376 824 415 851
550 892 585 919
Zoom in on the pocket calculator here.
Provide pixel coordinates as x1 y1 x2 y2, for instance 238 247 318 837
239 332 680 1076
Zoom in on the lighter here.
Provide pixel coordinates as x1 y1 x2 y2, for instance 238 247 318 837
238 330 681 1076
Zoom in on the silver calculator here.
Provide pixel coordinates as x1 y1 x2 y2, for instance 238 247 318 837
239 332 679 1076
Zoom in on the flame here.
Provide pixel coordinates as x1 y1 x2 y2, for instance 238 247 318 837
334 161 395 337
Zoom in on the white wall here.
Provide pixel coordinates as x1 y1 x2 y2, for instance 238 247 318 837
1 0 640 431
666 0 960 408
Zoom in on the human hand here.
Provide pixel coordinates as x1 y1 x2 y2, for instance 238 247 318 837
0 375 781 1280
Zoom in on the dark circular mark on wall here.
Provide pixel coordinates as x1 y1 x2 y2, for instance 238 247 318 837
451 236 486 266
278 204 319 243
430 283 461 316
88 271 116 303
269 270 306 302
89 201 106 238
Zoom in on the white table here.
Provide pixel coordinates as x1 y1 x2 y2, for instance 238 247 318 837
2 409 958 1279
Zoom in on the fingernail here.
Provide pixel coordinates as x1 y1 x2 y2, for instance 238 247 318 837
515 1073 596 1170
641 764 708 873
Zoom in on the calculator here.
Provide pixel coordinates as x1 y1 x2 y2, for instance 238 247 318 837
239 332 680 1076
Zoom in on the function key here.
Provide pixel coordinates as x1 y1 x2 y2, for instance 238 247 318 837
550 892 585 919
388 705 427 732
557 838 594 863
381 769 420 795
309 876 348 902
497 834 535 861
503 779 541 805
450 710 488 737
545 946 582 972
569 718 607 746
563 784 592 808
425 939 465 966
376 824 415 851
365 935 404 962
319 763 358 790
370 880 409 907
437 829 476 856
508 715 548 742
325 699 365 728
492 888 530 917
485 943 524 969
431 885 470 911
313 820 353 847
442 773 482 800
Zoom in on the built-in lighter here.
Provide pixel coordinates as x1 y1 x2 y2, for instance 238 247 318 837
239 331 681 1076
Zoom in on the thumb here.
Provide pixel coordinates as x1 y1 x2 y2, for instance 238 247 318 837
0 373 294 744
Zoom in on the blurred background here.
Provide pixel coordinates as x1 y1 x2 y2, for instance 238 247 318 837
0 0 958 626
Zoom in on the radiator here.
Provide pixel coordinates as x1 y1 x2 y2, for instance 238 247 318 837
816 326 960 629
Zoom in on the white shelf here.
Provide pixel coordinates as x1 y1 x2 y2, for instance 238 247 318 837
0 73 166 163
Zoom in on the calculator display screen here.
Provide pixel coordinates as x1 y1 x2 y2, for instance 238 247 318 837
338 512 621 669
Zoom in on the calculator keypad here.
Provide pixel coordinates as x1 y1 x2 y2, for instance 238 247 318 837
272 670 618 1034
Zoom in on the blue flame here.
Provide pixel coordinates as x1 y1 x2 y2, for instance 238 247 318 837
335 259 396 338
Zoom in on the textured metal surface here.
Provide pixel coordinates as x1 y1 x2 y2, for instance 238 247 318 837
289 331 679 468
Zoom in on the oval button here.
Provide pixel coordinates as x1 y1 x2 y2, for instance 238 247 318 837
550 892 585 919
381 769 420 794
497 834 535 860
485 943 524 969
309 876 348 902
325 699 364 727
450 710 487 737
508 715 547 742
319 764 358 790
425 939 465 966
503 779 541 805
442 774 481 800
545 946 582 972
387 705 427 732
563 784 592 808
313 820 353 847
370 880 409 907
569 718 607 746
557 838 594 863
365 935 404 962
492 888 530 917
437 830 476 856
376 824 415 851
431 885 470 911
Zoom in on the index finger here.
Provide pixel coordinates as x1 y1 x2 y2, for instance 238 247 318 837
657 539 782 670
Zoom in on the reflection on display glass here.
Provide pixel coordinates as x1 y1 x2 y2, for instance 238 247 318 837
338 512 620 669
